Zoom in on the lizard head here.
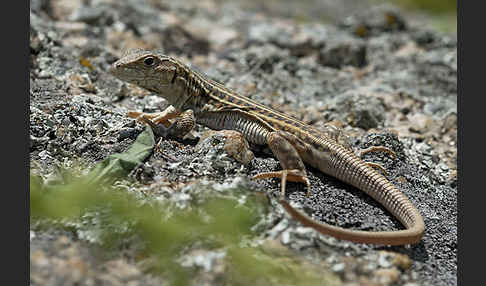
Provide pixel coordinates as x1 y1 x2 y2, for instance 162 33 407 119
110 49 179 93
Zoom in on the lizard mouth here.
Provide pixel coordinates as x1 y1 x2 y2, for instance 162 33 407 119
109 64 144 82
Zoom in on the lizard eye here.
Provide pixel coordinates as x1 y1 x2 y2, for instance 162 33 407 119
143 57 155 66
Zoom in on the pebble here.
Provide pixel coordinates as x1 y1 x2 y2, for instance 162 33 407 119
374 267 400 285
332 263 346 272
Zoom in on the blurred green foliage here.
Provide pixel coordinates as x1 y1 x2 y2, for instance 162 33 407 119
30 127 338 285
387 0 456 34
390 0 456 14
30 173 336 285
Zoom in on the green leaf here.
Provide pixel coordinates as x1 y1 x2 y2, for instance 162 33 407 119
87 127 155 184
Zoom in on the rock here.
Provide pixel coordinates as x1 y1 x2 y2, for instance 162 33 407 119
196 130 254 165
374 267 400 285
318 36 367 68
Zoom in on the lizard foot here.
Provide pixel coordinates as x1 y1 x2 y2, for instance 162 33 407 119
253 169 311 198
127 105 179 126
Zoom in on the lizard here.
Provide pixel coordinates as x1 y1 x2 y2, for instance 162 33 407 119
110 49 425 245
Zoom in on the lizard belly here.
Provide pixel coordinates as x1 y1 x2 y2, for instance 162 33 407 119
196 111 270 145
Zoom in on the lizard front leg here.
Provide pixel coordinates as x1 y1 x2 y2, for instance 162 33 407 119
140 110 195 139
253 131 310 198
128 105 195 139
127 105 180 127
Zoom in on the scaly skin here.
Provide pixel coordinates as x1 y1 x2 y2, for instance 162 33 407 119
110 49 425 245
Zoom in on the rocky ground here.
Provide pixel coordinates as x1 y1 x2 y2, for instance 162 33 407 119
30 0 457 285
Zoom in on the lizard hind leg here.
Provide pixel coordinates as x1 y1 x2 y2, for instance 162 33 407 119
365 162 388 176
252 131 311 198
359 146 396 160
359 146 396 176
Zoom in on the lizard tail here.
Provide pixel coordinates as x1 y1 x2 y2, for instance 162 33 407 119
281 147 425 245
279 198 424 245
